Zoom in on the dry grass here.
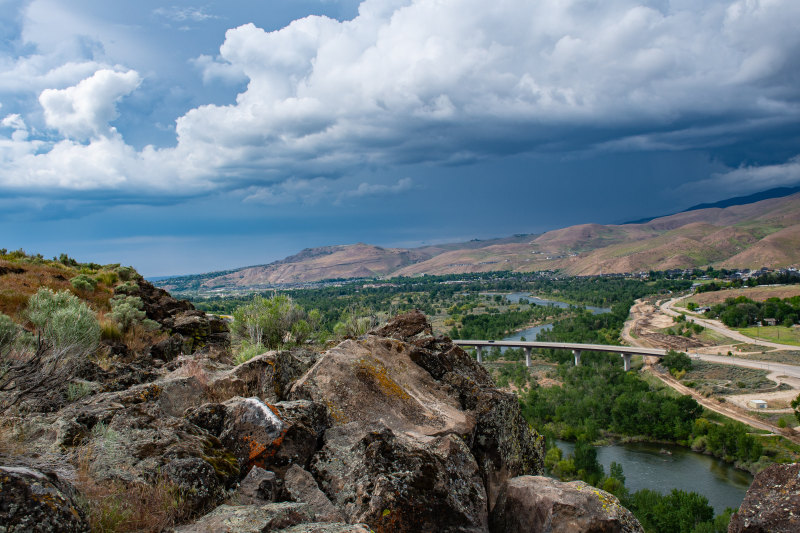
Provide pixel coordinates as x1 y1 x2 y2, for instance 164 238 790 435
123 325 169 357
685 285 800 307
74 451 190 532
0 260 115 319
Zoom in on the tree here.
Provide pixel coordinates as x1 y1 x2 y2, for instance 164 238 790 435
232 294 310 349
663 350 692 373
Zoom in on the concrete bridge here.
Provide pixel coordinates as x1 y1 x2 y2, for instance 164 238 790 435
452 340 669 371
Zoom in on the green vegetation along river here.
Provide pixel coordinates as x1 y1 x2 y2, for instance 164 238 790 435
556 440 752 515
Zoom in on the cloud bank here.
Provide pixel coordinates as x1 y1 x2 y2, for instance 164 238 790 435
2 0 800 201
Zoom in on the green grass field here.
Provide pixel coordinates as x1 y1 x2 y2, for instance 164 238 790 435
738 326 800 347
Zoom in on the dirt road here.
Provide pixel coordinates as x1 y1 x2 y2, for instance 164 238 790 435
624 297 800 440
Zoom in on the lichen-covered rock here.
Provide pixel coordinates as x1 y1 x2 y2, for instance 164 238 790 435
311 421 488 532
221 397 286 476
164 457 223 513
235 466 277 504
210 348 319 404
291 311 543 510
220 397 328 479
729 463 800 532
274 524 372 533
0 465 90 532
284 465 342 523
173 502 315 533
489 476 643 533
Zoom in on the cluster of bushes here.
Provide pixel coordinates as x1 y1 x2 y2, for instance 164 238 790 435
706 296 800 328
690 418 763 465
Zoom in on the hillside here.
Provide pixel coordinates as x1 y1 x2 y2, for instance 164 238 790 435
156 193 800 293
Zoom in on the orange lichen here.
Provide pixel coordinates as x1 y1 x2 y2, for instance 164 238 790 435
356 358 411 401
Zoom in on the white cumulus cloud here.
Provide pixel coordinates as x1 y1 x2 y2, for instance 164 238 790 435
39 69 141 140
1 0 800 201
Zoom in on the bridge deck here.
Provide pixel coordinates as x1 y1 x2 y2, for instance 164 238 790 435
452 340 667 357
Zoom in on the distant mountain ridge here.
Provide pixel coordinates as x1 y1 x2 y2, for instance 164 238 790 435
155 192 800 294
623 186 800 224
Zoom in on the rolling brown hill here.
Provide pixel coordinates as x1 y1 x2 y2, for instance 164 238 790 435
157 193 800 292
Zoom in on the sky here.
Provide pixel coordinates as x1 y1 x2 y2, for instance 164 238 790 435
1 0 799 277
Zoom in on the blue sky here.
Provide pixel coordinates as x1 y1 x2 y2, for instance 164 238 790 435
1 0 799 276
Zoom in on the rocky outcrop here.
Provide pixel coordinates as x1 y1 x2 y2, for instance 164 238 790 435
489 476 643 533
311 421 488 532
290 311 544 510
0 465 90 532
729 463 800 532
4 310 571 532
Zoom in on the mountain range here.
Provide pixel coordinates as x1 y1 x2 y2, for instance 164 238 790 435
156 191 800 294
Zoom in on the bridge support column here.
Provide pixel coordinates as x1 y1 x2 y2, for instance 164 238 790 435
476 346 483 364
573 350 582 366
524 347 532 367
621 353 632 371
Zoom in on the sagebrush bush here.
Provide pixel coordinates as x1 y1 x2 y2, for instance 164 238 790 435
110 295 147 332
25 288 100 357
70 274 97 293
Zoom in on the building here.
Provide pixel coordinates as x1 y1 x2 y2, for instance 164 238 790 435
748 399 768 409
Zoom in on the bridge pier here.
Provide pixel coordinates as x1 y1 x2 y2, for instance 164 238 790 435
476 345 483 364
621 353 632 371
573 349 582 366
524 347 531 367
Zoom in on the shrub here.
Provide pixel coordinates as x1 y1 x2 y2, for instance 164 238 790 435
662 350 692 372
232 294 311 349
66 381 92 402
110 295 147 332
95 271 119 286
115 266 138 281
233 341 266 365
70 274 97 293
0 313 17 353
114 281 139 295
25 288 100 357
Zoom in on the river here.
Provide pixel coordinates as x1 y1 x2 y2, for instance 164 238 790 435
500 293 610 342
496 293 752 512
556 440 752 514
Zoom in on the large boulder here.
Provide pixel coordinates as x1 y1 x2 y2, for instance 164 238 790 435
489 476 643 533
729 463 800 532
0 465 90 532
311 421 488 532
219 397 328 479
290 310 543 510
209 348 319 404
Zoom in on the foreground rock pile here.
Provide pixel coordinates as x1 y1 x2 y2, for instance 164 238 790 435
1 309 645 532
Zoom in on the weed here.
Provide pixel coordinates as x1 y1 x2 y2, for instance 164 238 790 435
67 381 93 402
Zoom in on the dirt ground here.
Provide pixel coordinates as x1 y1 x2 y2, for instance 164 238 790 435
623 299 708 351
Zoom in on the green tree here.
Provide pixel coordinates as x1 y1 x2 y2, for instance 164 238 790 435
232 294 310 350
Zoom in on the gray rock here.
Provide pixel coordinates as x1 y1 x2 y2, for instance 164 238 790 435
220 397 328 478
729 463 800 532
290 311 543 511
235 466 277 504
0 465 90 533
172 502 314 533
489 475 643 533
164 457 222 514
311 421 488 532
284 465 342 522
220 397 286 476
274 524 372 533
